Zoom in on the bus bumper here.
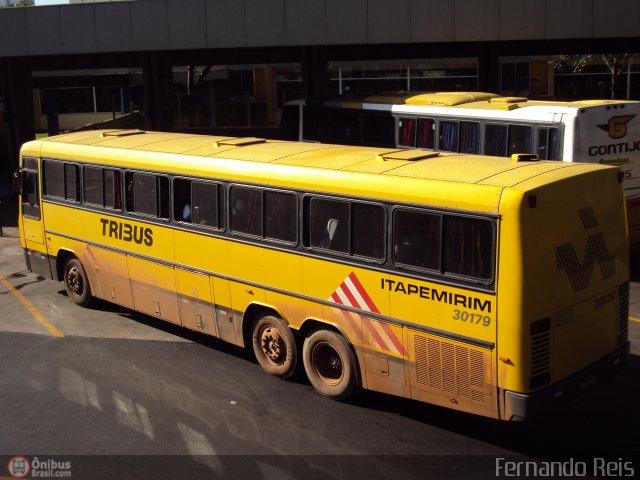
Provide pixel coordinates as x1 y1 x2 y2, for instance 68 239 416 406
500 342 629 421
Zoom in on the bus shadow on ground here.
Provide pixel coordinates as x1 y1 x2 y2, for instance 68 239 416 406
348 352 640 459
57 286 640 462
56 289 254 361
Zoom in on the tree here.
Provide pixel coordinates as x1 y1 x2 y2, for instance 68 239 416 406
1 1 31 6
547 53 632 99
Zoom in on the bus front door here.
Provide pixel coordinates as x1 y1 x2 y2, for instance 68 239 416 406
19 159 53 279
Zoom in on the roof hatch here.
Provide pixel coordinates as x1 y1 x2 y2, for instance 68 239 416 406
213 137 266 147
100 129 146 137
379 149 440 161
404 92 499 106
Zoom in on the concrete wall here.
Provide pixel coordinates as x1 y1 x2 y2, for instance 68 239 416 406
1 0 639 57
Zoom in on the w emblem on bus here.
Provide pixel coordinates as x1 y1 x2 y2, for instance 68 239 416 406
555 208 615 293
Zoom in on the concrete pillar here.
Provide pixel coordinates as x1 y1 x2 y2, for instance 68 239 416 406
0 57 34 177
142 52 174 132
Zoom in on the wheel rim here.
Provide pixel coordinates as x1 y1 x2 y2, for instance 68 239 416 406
66 266 83 296
259 325 286 365
311 341 344 386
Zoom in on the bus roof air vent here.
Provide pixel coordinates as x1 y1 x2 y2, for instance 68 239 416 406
490 97 528 104
489 96 527 110
380 149 439 161
100 129 146 137
512 153 539 162
404 92 499 106
213 137 266 147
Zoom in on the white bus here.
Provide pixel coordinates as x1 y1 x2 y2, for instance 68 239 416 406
280 92 640 245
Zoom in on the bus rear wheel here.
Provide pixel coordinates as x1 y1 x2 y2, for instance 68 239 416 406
303 329 357 400
63 258 92 307
251 314 297 379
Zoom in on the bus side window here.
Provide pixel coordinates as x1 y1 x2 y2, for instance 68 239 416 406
309 198 349 253
21 159 40 219
459 121 480 154
484 124 508 156
308 197 384 260
264 190 297 243
443 216 494 280
537 127 560 160
417 118 435 149
393 209 441 271
64 164 80 202
105 169 122 210
126 172 168 219
398 117 416 147
192 181 220 228
43 160 79 202
131 173 157 216
508 125 533 156
43 161 65 198
439 121 459 152
352 202 385 260
230 186 262 237
173 178 192 222
83 166 103 206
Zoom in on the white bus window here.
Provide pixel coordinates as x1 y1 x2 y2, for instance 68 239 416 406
460 122 480 154
398 117 416 147
484 124 507 156
439 121 459 152
417 118 435 149
508 125 533 156
537 127 561 160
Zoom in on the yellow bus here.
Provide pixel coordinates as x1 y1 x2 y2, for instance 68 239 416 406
280 92 640 246
17 129 629 421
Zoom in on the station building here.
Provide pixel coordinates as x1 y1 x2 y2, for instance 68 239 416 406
1 0 640 179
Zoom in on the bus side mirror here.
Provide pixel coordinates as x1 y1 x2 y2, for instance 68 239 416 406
12 170 22 194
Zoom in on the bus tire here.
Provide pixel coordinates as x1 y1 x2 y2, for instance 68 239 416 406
63 258 92 307
251 313 297 379
302 329 357 400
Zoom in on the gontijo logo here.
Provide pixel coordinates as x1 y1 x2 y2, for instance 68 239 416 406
597 114 635 139
589 114 639 157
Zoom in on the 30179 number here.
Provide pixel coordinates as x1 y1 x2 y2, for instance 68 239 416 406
453 310 491 327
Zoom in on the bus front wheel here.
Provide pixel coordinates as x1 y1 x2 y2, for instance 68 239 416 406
251 314 297 379
63 258 92 307
303 329 357 400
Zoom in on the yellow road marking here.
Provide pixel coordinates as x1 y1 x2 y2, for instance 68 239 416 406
630 316 640 325
0 273 64 338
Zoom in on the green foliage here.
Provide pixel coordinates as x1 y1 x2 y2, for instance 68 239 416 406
1 1 30 6
547 54 592 73
547 53 634 99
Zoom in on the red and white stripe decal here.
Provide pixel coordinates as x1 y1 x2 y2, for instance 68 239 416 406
329 272 405 356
